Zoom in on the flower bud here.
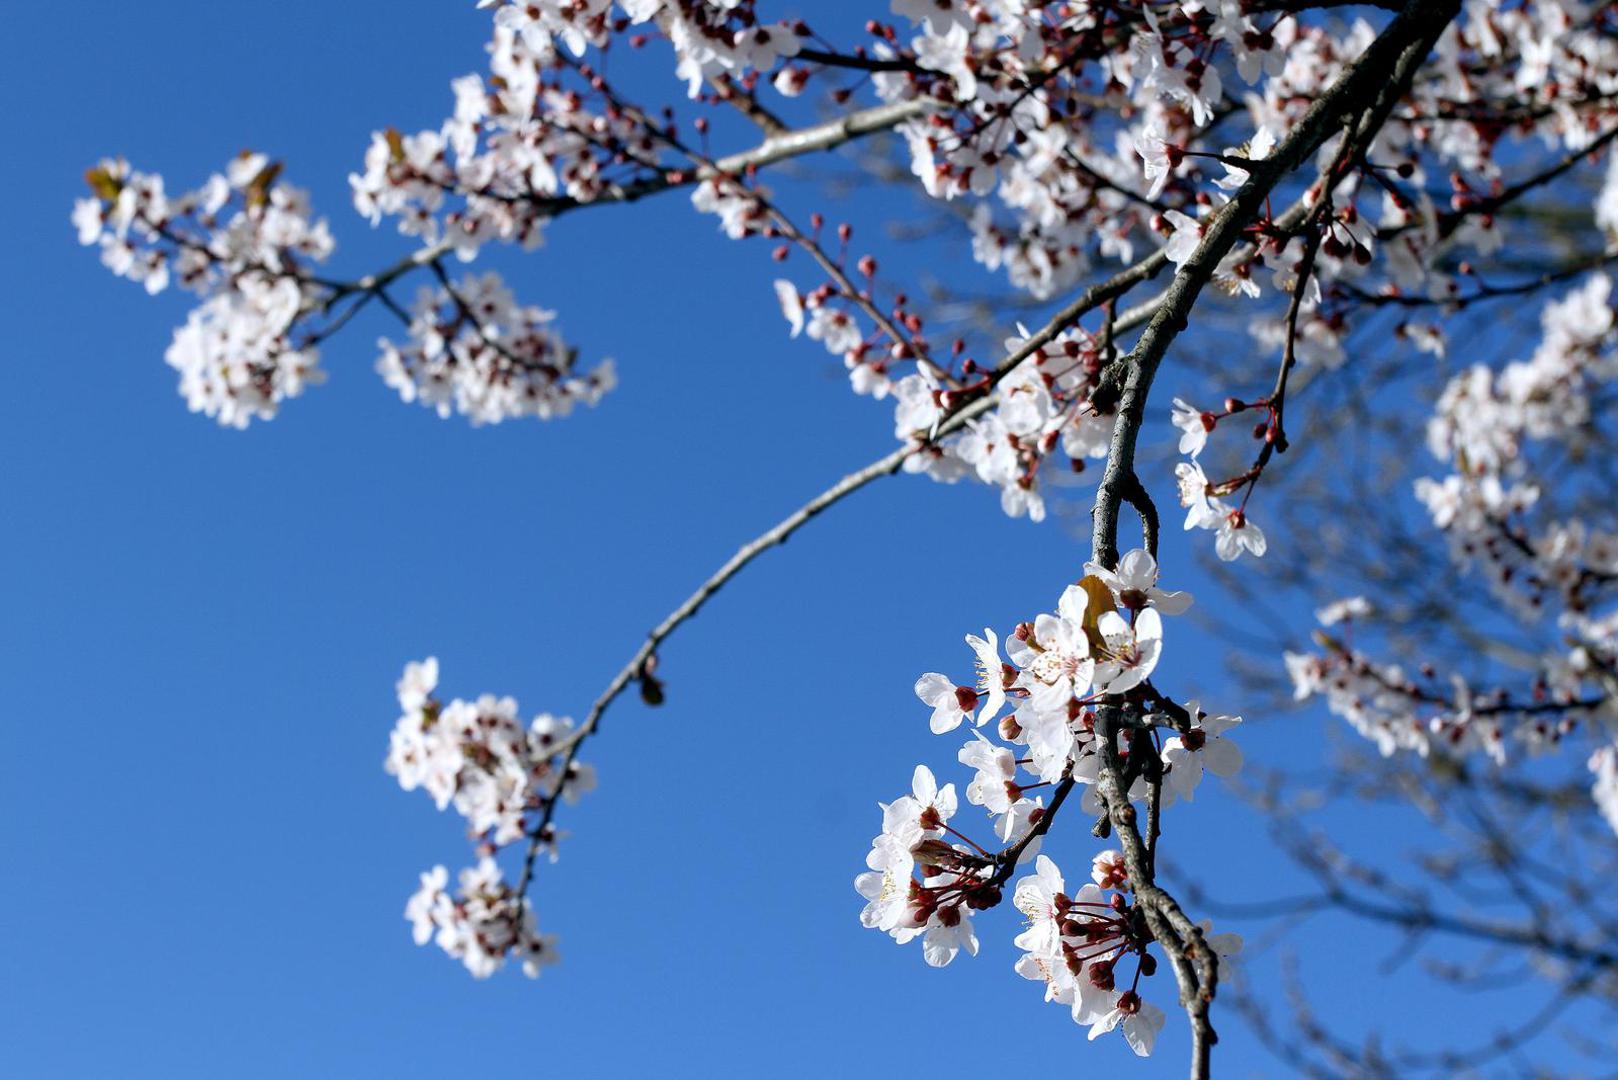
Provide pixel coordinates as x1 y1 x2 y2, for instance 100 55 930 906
965 885 1001 910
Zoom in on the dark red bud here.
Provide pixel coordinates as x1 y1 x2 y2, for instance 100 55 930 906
966 885 1001 910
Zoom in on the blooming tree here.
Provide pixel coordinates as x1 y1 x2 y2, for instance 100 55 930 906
74 0 1618 1074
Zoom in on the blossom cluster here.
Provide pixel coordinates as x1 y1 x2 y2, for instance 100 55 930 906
774 280 1129 522
349 30 653 256
386 657 595 976
1416 275 1618 617
857 550 1242 1054
74 154 334 427
1170 398 1269 562
762 1 1618 535
1288 631 1507 764
866 4 1341 310
905 325 1125 521
353 2 802 256
767 215 950 413
1288 273 1618 831
772 277 875 384
376 271 615 424
909 326 1128 522
406 861 559 979
484 0 801 96
1014 854 1241 1055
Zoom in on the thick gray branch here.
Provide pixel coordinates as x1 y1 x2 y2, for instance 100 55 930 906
1091 0 1462 571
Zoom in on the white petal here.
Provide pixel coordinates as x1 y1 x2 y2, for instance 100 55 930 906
912 765 938 803
1151 588 1194 615
914 672 953 706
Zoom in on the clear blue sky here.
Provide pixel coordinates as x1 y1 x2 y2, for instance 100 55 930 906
0 4 1583 1077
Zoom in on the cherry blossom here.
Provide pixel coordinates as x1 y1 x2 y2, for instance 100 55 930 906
1022 582 1095 670
914 672 979 734
1161 705 1244 803
1088 994 1168 1058
1091 850 1128 890
1092 610 1164 696
1163 211 1204 271
1084 549 1194 616
1171 398 1215 458
1214 509 1268 562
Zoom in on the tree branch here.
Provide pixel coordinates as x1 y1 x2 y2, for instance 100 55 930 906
319 98 942 320
1082 4 1461 1076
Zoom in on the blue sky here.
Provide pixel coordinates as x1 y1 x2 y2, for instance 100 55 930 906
0 4 1591 1077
